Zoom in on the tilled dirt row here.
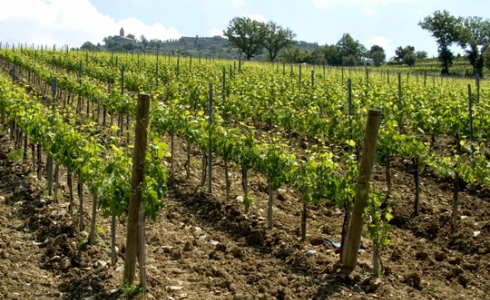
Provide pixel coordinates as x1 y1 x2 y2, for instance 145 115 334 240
0 129 490 299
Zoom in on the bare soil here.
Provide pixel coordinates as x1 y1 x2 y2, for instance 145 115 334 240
1 130 490 300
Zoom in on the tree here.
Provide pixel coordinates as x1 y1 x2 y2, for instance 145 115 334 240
336 33 367 65
263 22 296 61
483 43 490 70
403 52 417 67
415 51 428 59
419 10 468 73
342 55 357 66
464 17 490 46
394 46 404 62
371 51 386 67
223 17 267 60
370 45 384 56
80 41 96 51
370 45 386 67
323 44 342 66
140 35 149 52
395 45 415 62
462 17 490 76
279 47 303 63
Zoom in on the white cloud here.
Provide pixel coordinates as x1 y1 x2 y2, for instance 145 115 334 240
369 36 390 50
367 36 395 59
313 0 417 5
0 0 182 48
244 14 268 23
363 7 378 17
232 0 246 7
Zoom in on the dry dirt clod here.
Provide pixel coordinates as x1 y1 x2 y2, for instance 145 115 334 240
404 272 421 290
416 251 428 260
310 236 324 246
183 241 193 252
171 249 182 260
434 251 446 261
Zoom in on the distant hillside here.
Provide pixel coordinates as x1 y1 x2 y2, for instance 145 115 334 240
88 34 321 61
144 36 320 61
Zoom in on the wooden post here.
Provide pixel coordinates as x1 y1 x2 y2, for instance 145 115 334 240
342 109 381 271
222 67 231 201
347 78 353 141
89 194 98 245
37 144 42 180
155 62 158 87
119 65 125 138
67 172 73 215
47 76 57 196
54 164 59 202
311 70 315 89
123 93 150 286
476 74 480 104
413 157 421 215
138 204 147 290
452 134 461 231
208 83 213 194
267 180 273 229
111 214 117 265
78 171 84 231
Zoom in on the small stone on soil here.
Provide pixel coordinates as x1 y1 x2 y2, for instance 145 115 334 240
183 241 193 251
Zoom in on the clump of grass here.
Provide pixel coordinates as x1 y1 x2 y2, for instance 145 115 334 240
7 148 24 160
121 284 145 299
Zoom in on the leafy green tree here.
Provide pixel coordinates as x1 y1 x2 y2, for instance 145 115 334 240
483 43 490 70
415 51 428 59
371 51 386 67
370 45 384 56
81 41 96 51
395 45 415 62
123 42 138 52
464 17 490 46
462 17 490 75
323 44 342 66
419 10 468 73
370 45 386 67
279 47 303 63
403 52 417 67
139 35 149 52
309 47 327 65
394 46 404 62
342 55 357 66
337 33 365 64
263 22 296 61
223 17 267 60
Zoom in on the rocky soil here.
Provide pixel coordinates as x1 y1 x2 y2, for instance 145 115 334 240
0 129 490 300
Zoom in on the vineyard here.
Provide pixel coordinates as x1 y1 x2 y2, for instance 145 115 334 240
0 46 489 300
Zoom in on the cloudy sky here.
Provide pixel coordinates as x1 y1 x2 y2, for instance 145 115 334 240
0 0 488 59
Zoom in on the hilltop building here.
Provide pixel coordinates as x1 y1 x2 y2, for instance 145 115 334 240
113 28 136 44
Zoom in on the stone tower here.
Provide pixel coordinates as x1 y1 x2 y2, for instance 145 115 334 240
120 27 124 37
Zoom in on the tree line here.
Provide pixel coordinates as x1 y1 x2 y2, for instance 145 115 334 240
419 10 490 75
79 11 490 74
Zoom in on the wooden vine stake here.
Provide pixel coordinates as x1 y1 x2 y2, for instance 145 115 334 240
89 194 98 245
119 65 125 138
222 67 231 202
47 76 57 196
123 93 150 287
138 204 147 290
342 109 381 271
413 157 421 216
78 170 84 231
207 83 213 194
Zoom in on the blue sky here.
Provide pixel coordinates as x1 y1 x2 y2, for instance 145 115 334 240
0 0 488 59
